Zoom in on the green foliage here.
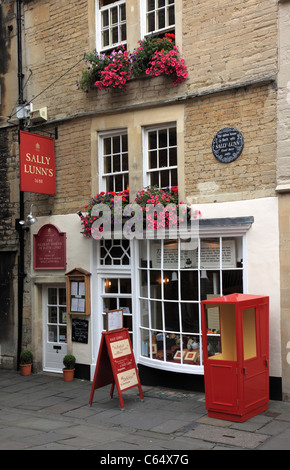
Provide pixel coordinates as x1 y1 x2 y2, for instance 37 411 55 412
63 354 76 370
131 33 176 77
78 51 111 92
78 33 188 92
20 349 33 365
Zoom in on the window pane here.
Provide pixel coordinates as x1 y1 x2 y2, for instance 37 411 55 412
159 149 167 167
112 26 119 44
48 288 57 305
124 315 132 331
48 307 57 323
141 329 150 357
111 6 118 24
181 271 198 300
171 168 178 187
140 300 149 327
164 301 179 331
147 16 155 32
243 308 257 359
169 5 175 25
104 138 111 155
161 169 169 187
120 24 126 41
120 297 132 312
183 335 200 365
200 270 220 301
59 307 67 324
200 239 220 269
181 303 199 333
122 134 128 151
104 156 111 174
59 288 66 305
113 155 121 172
105 278 118 293
120 278 131 293
59 326 66 343
147 0 155 11
102 10 109 27
150 270 162 298
122 154 128 171
169 127 176 145
149 151 157 169
169 147 177 166
149 131 157 149
48 325 57 342
120 4 126 21
151 301 163 329
222 270 243 294
103 298 117 310
102 30 109 48
159 129 168 148
157 9 165 29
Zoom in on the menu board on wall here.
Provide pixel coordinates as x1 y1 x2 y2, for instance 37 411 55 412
89 328 144 409
65 268 91 315
70 280 86 313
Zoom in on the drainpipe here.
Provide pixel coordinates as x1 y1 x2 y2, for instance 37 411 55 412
16 0 24 369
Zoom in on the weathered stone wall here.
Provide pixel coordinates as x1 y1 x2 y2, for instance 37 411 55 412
21 0 278 123
184 82 277 203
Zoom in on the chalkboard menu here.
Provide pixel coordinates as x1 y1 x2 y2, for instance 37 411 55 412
72 319 88 343
212 127 244 163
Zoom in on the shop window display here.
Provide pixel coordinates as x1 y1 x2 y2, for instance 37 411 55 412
138 237 244 370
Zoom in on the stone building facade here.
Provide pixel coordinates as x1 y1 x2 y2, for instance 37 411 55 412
1 0 290 401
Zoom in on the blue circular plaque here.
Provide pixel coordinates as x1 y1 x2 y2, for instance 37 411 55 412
212 127 244 163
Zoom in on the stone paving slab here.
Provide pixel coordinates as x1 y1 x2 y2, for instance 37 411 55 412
184 423 269 449
1 370 290 450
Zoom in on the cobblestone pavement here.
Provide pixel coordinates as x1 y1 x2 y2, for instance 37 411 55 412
1 369 290 452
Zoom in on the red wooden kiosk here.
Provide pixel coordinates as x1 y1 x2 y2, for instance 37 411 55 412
201 293 269 422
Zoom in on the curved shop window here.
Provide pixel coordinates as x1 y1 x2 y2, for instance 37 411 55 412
138 236 244 372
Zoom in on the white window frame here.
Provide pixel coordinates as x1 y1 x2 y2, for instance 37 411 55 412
96 0 127 52
136 229 248 375
143 123 178 189
140 0 175 38
98 129 129 193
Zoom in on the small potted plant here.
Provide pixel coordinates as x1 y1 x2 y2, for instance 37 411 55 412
20 349 33 376
62 354 76 382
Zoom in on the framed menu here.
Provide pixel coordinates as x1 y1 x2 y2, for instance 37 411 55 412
65 268 91 315
107 309 123 331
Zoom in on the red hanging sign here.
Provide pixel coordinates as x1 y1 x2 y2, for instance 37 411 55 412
19 130 56 195
89 328 144 410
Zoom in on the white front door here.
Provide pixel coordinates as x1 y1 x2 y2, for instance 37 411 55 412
42 285 67 372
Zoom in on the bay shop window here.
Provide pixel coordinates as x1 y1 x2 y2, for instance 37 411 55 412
95 234 245 374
